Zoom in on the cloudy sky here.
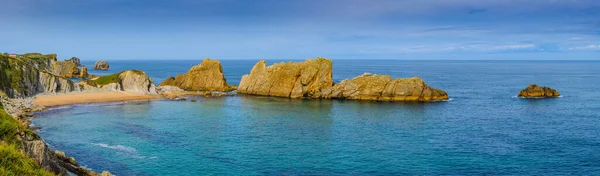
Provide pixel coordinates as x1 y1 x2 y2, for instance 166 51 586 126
1 0 599 60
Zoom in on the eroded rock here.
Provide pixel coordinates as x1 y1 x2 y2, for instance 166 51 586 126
94 60 110 70
319 74 448 101
518 84 560 98
160 58 232 91
237 58 333 98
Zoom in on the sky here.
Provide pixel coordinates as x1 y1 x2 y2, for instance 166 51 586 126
1 0 599 60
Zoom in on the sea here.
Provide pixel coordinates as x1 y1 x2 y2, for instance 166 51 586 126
32 60 600 175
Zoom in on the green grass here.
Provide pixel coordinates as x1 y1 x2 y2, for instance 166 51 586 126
89 70 146 86
91 73 120 85
0 143 56 176
0 103 54 175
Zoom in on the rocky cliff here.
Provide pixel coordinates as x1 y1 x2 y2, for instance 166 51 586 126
160 58 232 92
237 58 333 98
0 55 82 98
518 84 560 98
81 70 158 95
319 73 449 101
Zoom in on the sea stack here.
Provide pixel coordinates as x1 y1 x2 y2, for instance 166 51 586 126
319 73 449 101
94 60 110 70
237 58 334 98
518 84 560 98
160 58 232 92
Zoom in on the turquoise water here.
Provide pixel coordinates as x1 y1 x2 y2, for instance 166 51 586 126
34 60 600 175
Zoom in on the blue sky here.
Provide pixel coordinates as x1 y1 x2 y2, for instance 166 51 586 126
1 0 599 60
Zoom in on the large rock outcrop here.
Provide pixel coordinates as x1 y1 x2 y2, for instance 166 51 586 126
94 60 110 70
518 84 560 98
51 60 81 78
65 57 81 66
237 58 333 98
160 58 232 91
81 70 157 95
0 55 82 98
319 73 449 101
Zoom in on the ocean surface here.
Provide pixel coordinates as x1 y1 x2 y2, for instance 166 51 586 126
33 60 600 175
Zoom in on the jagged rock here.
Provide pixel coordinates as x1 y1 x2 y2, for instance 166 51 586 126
237 58 333 98
160 58 232 91
54 150 67 160
80 70 158 95
94 60 110 70
518 84 560 98
66 57 81 66
319 74 449 101
80 66 89 78
51 60 80 78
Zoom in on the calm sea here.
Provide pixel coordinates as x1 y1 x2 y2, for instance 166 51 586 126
34 60 600 175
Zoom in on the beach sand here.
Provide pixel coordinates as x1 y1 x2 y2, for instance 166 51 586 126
34 92 161 107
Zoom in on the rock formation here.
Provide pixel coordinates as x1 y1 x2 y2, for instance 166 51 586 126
51 60 81 78
66 57 81 66
81 70 158 95
160 58 232 91
319 73 449 101
237 58 333 98
0 55 82 98
518 84 560 98
94 60 110 70
80 66 89 78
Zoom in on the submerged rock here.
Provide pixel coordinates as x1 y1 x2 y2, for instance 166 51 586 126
319 73 448 101
161 58 232 91
518 84 560 98
237 58 333 98
94 60 110 70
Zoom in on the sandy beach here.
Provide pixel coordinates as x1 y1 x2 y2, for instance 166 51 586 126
34 92 161 107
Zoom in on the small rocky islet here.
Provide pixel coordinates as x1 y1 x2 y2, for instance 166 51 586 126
93 60 110 70
518 84 561 98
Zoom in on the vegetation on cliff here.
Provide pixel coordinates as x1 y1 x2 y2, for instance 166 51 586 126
0 103 55 175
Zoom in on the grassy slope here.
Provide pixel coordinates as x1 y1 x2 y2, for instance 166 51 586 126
0 87 56 175
89 70 145 86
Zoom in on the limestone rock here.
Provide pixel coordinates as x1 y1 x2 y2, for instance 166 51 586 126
319 74 448 101
66 57 81 66
94 60 110 70
237 58 333 98
80 66 89 78
51 60 80 78
119 70 158 94
80 70 158 95
160 58 232 91
518 84 560 98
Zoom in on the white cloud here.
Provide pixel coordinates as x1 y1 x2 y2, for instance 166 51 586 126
568 45 600 50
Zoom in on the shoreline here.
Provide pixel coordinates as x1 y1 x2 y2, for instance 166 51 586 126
34 91 161 108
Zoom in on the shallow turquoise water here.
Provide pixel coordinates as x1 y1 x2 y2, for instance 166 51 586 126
34 60 600 175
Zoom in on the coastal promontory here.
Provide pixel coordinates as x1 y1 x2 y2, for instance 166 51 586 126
518 84 560 98
160 58 232 92
237 58 333 98
319 73 449 101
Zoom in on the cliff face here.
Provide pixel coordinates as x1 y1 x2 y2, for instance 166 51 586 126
160 58 232 91
237 58 333 98
319 73 449 101
518 84 560 98
81 70 157 95
0 55 82 98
